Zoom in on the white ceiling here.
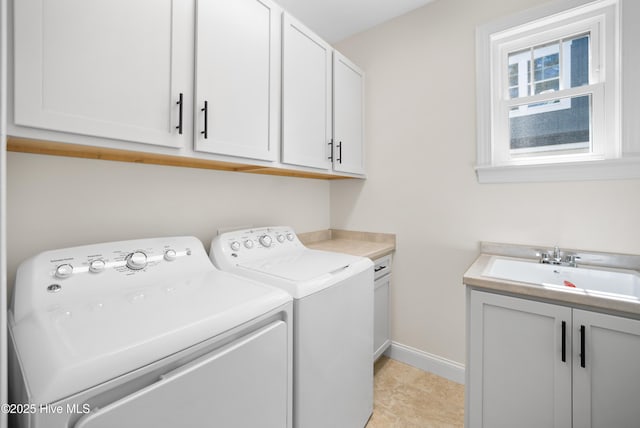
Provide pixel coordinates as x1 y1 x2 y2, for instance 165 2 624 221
275 0 436 43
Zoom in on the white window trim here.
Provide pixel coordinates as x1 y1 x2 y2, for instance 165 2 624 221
475 0 640 183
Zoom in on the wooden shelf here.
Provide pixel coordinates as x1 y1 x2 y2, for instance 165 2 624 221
7 137 355 180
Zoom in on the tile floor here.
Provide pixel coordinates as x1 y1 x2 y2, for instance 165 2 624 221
366 356 465 428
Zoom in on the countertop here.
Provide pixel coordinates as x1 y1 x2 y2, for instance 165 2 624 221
297 229 396 261
464 251 640 317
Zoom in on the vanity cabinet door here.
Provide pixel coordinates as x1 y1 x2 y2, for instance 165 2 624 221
281 13 332 170
13 0 191 148
332 52 365 175
572 309 640 428
469 291 572 428
194 0 280 161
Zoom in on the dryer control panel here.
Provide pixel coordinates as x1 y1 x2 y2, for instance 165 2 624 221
210 226 305 270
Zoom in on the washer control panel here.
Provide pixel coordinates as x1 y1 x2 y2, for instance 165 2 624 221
210 226 304 269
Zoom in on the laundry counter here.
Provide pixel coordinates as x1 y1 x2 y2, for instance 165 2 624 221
297 229 395 260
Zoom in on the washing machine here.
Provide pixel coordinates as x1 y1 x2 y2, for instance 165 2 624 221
8 236 293 428
210 226 374 428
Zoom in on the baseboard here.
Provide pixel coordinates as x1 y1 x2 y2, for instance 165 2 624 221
384 342 465 385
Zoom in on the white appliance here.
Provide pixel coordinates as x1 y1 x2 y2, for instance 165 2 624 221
8 236 293 428
210 226 374 428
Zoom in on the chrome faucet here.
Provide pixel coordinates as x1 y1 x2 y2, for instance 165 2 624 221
539 246 580 267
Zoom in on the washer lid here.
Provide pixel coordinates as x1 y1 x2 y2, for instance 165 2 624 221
238 249 370 298
239 249 361 280
9 270 291 404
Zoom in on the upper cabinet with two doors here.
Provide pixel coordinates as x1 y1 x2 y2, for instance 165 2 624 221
281 14 365 175
10 0 365 177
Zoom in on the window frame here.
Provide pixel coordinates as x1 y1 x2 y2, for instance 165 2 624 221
475 0 635 183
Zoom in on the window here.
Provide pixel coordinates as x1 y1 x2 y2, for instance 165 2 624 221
507 34 589 156
475 0 629 182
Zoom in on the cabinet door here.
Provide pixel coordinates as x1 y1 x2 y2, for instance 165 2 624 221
333 52 365 175
195 0 279 161
572 309 640 428
281 13 332 170
469 291 572 428
373 274 391 360
13 0 190 148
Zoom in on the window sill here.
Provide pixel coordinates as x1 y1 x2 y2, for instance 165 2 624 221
475 157 640 183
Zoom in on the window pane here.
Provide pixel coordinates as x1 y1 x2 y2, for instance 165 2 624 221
534 79 559 94
507 49 530 99
564 34 590 88
509 94 591 155
508 63 519 86
533 43 559 95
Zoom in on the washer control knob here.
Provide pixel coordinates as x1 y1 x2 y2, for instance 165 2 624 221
126 251 148 270
230 241 241 252
244 239 254 249
277 234 285 243
164 249 177 261
259 234 272 248
286 233 294 241
89 259 106 273
55 264 74 279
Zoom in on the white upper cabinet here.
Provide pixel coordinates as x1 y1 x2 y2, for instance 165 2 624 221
11 0 365 177
194 0 280 161
281 13 332 170
333 52 365 175
13 0 191 148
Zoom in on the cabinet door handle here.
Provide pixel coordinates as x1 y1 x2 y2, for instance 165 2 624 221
201 101 208 139
328 139 334 161
580 325 586 368
176 93 184 135
561 321 566 362
337 141 342 164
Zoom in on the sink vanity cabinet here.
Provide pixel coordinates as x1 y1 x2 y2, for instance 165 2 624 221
468 289 640 428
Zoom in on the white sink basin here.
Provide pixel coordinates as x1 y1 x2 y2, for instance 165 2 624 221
483 256 640 301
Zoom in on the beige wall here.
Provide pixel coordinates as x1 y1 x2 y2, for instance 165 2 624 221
333 0 640 364
6 152 330 290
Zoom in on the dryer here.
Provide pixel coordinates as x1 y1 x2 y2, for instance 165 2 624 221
210 226 374 428
8 236 293 428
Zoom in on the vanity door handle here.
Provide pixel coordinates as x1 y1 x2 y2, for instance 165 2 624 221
580 325 586 368
561 321 566 362
176 93 184 135
201 101 208 139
